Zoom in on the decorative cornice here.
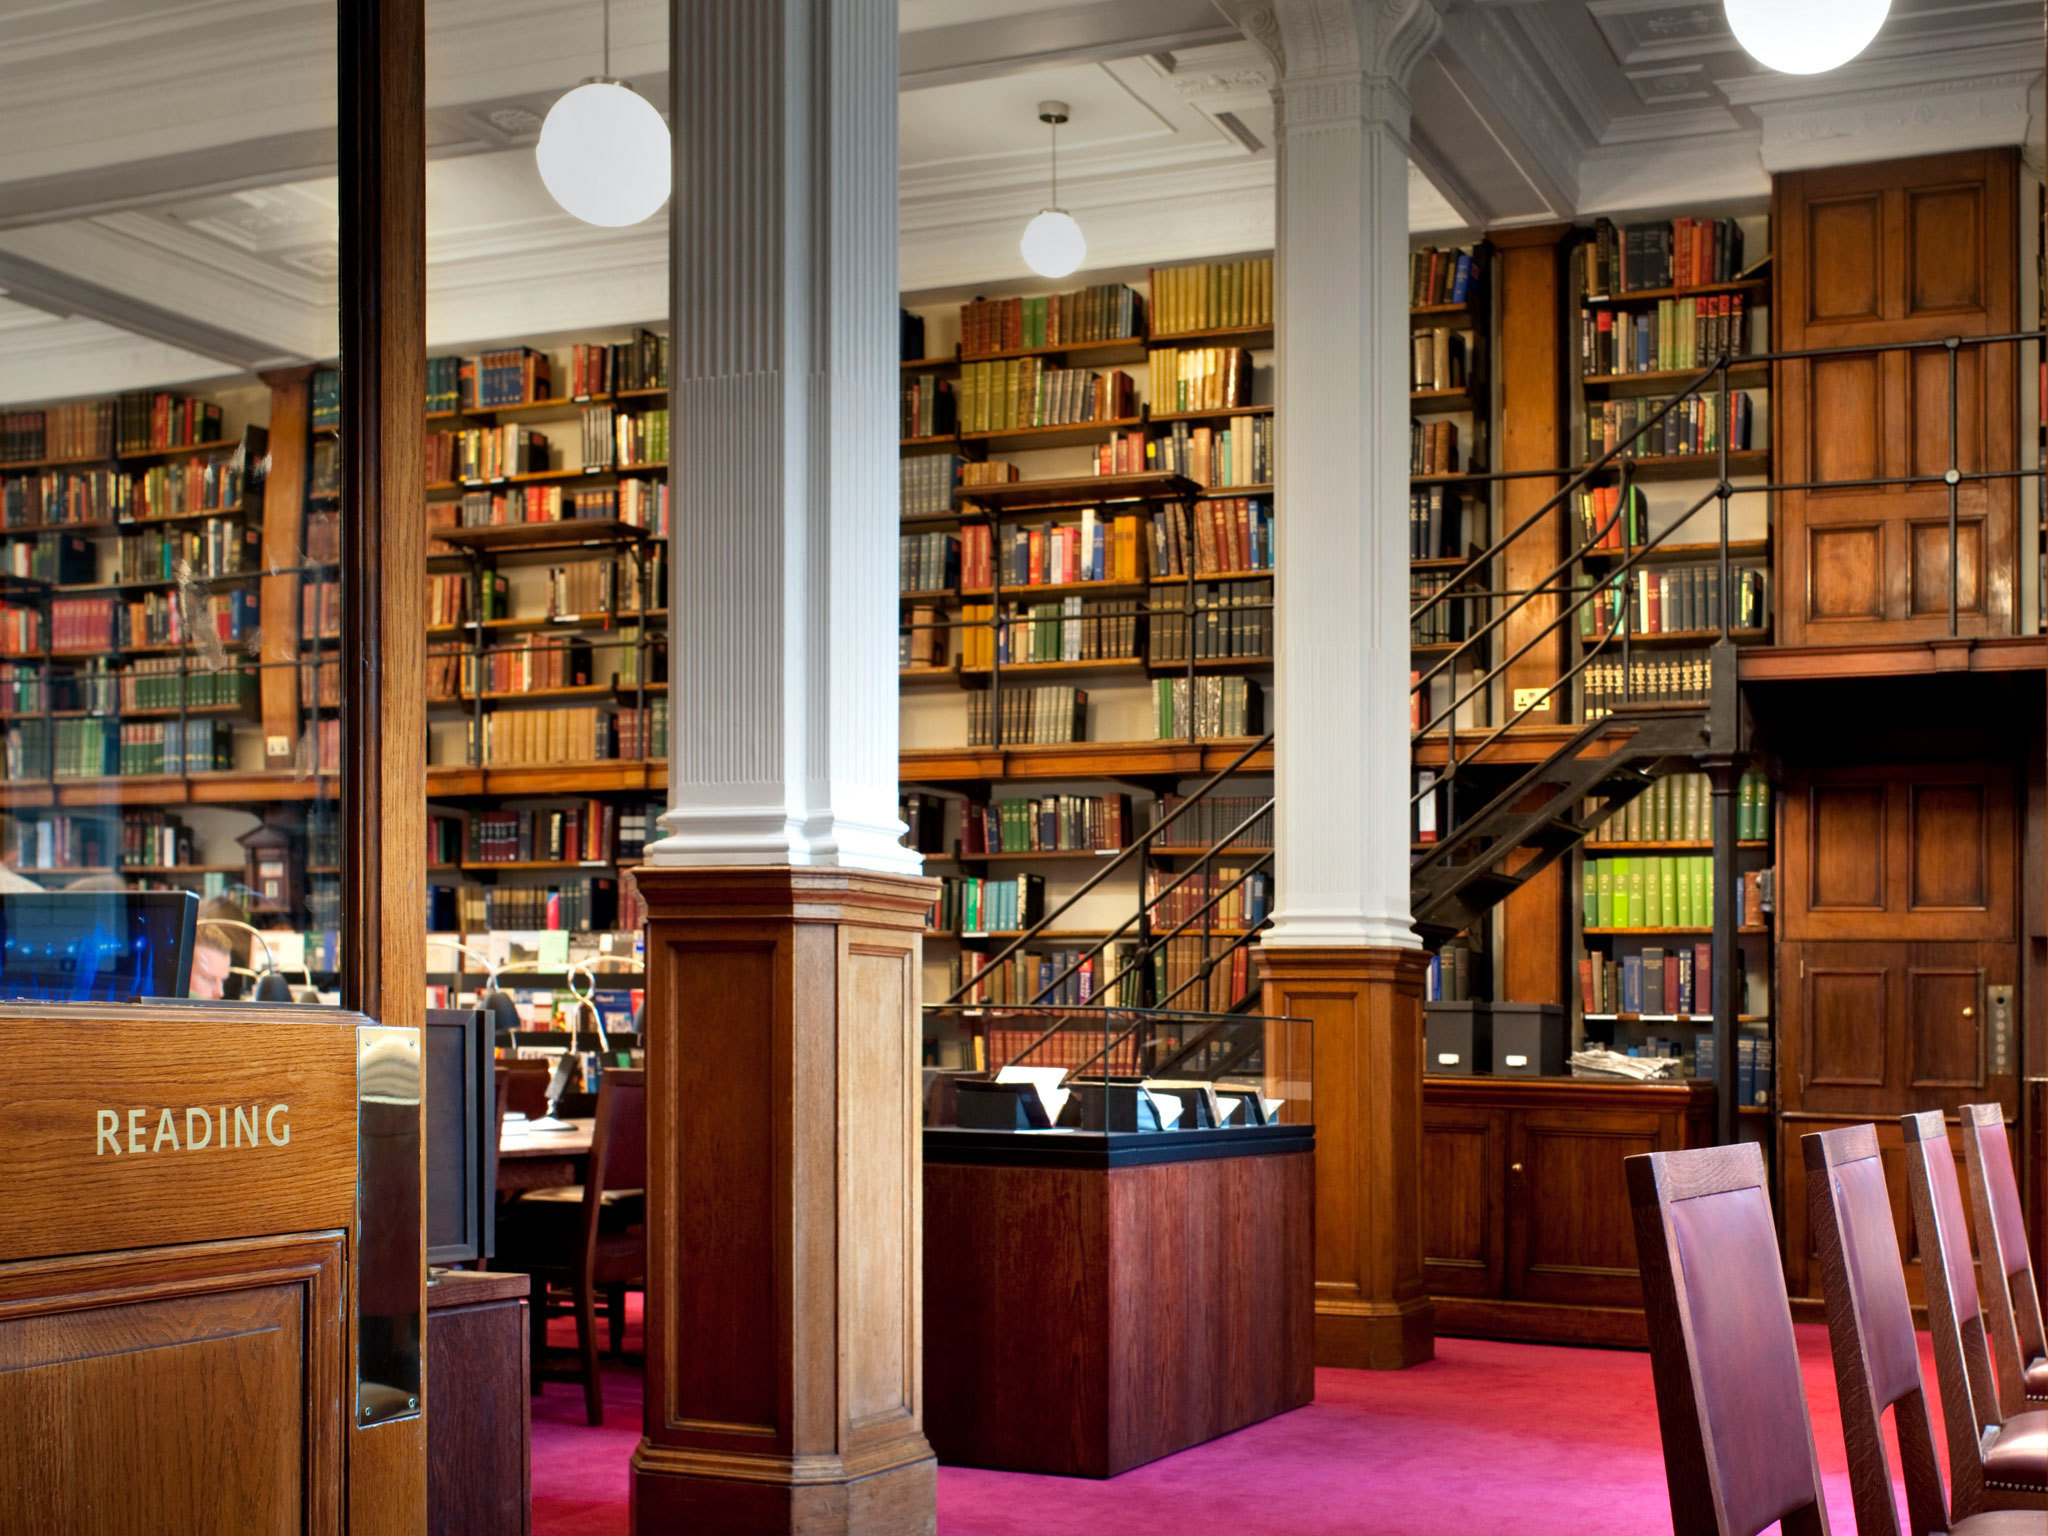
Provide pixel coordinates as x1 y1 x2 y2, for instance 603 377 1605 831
1748 70 2038 174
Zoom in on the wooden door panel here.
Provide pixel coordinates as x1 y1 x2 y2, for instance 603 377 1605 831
1785 765 2014 942
1804 194 1885 324
0 1234 344 1536
1904 181 1986 317
1808 353 1883 483
1421 1105 1505 1299
1906 965 1981 1090
1803 960 1888 1090
1775 148 2017 644
1507 1109 1656 1308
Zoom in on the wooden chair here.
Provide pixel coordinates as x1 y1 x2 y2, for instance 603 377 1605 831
1899 1110 2046 1515
1626 1142 1832 1536
1804 1123 2038 1536
496 1067 646 1426
1959 1104 2046 1417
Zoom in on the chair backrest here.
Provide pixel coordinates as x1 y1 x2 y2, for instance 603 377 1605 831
1899 1107 2008 1516
1627 1143 1832 1536
1803 1124 1949 1536
1959 1102 2045 1416
589 1068 647 1198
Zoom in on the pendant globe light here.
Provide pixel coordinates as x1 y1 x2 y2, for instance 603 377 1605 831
1020 102 1086 279
1724 0 1890 75
535 0 672 227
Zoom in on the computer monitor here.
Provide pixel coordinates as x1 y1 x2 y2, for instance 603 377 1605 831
423 1007 496 1267
0 890 197 1003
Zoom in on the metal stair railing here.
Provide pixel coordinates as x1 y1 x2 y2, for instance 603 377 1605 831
939 731 1274 1011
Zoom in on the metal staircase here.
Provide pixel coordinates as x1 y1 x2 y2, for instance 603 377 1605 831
1408 361 1756 948
1410 702 1708 945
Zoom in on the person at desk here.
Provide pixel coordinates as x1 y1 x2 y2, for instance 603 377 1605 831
191 895 252 1000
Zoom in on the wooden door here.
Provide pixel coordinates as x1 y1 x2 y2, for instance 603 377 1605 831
1774 149 2019 644
1779 761 2019 1299
1421 1100 1507 1300
1504 1104 1664 1310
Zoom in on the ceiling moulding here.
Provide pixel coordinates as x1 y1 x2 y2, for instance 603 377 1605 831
1406 128 1487 233
0 220 332 363
901 0 1238 89
1427 6 1587 218
901 181 1275 292
0 253 290 372
1746 71 2037 174
1577 131 1770 216
1584 0 1737 68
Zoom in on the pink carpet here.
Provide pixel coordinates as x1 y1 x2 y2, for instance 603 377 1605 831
532 1299 1945 1535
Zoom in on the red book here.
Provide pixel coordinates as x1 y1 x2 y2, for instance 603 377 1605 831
1579 957 1598 1016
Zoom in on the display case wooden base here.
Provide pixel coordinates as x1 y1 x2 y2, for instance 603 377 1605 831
1260 944 1435 1369
922 1127 1315 1478
0 1004 422 1535
629 865 937 1536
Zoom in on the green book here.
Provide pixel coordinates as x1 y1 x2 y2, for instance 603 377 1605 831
1623 794 1641 843
1676 853 1694 929
1654 778 1671 843
1583 861 1599 927
1661 858 1679 930
1644 855 1662 928
1628 857 1647 928
1596 859 1614 928
1704 857 1715 927
1753 774 1771 842
1736 774 1753 841
1683 773 1701 843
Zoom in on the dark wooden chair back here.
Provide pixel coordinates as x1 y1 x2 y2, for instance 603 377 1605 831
1960 1103 2046 1417
1627 1142 1832 1536
579 1068 647 1263
1803 1123 1949 1536
1899 1109 2048 1517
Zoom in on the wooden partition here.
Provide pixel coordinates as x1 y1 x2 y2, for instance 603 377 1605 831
0 1004 397 1534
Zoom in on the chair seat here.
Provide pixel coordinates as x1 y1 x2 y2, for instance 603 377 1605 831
521 1184 644 1206
2026 1355 2048 1398
1955 1511 2048 1536
1982 1410 2047 1490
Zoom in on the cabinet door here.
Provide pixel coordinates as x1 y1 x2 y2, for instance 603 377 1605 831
1421 1102 1507 1299
0 1234 344 1536
1506 1106 1665 1309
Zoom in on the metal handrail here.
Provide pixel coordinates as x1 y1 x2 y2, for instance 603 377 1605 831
937 731 1271 1003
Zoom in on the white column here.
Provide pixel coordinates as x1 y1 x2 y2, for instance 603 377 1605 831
1259 0 1442 950
648 0 918 875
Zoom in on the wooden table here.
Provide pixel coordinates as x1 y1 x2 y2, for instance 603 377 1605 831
496 1119 592 1195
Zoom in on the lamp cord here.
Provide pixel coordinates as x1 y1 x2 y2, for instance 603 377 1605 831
603 0 611 78
1049 117 1058 208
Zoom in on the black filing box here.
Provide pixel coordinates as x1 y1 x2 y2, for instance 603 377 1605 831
1423 1000 1491 1076
1490 1001 1567 1077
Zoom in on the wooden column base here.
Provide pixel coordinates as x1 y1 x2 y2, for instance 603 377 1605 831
631 1445 936 1536
629 865 937 1536
1260 944 1436 1370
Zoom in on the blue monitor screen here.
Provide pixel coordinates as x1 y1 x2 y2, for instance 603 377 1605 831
0 891 198 1003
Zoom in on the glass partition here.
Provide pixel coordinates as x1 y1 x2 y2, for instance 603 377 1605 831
921 1003 1310 1133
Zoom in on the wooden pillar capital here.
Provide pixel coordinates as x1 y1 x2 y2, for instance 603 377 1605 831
1260 943 1435 1369
630 863 938 1536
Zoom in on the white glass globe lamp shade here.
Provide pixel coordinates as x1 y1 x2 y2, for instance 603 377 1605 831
1724 0 1890 75
536 79 672 228
1021 209 1087 279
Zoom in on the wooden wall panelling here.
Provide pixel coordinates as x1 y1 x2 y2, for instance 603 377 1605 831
1420 1098 1507 1300
339 0 427 1523
258 365 313 767
1774 150 2019 645
1493 227 1575 1007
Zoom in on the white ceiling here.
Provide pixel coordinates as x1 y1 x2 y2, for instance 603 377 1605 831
0 0 2039 402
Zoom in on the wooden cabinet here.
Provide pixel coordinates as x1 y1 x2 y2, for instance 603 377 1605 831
1423 1077 1714 1345
427 1271 531 1536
